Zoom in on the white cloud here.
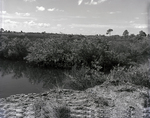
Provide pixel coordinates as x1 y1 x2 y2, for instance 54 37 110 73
24 13 30 16
70 24 111 28
109 11 121 14
98 0 107 3
15 12 30 16
38 23 50 27
57 24 62 27
109 12 114 14
24 20 36 26
47 8 64 12
0 11 7 14
129 21 134 23
36 6 45 11
68 16 86 18
24 21 50 27
48 8 55 11
132 24 147 29
85 0 107 5
70 24 130 29
78 0 83 5
85 0 98 5
24 0 36 2
4 19 18 24
2 19 19 30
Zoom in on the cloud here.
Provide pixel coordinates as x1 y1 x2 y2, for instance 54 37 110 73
78 0 83 5
24 21 50 27
132 24 147 29
0 11 7 14
2 19 19 29
47 8 64 12
24 0 36 2
15 12 30 16
38 23 50 27
70 24 112 28
70 24 130 29
98 0 107 3
85 0 107 5
48 8 55 11
0 11 35 20
109 11 121 14
36 6 45 11
24 13 30 16
4 19 18 24
129 21 134 23
57 24 62 27
24 20 36 25
68 16 86 18
85 0 98 5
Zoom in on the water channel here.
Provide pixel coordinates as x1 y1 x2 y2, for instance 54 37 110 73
0 59 71 98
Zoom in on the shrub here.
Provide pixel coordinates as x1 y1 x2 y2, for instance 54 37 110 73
0 34 150 71
25 38 78 68
106 61 150 87
34 98 71 118
0 37 31 60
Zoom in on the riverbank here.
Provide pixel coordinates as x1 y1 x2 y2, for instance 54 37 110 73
0 82 149 118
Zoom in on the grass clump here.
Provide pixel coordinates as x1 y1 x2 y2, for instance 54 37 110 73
34 98 71 118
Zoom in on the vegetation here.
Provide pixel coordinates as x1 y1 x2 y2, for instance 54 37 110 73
0 30 150 90
0 30 150 117
34 98 71 118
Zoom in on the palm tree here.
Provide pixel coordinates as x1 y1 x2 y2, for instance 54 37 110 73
0 28 4 32
123 30 129 37
106 29 113 36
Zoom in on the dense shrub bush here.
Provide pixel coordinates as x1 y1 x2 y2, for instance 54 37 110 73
0 36 31 60
25 38 79 68
0 34 150 71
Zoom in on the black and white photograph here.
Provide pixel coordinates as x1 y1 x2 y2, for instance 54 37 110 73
0 0 150 117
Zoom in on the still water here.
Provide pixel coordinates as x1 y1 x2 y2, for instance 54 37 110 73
0 59 71 98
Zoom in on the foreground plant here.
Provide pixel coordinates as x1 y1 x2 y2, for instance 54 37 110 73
106 60 150 88
34 98 71 118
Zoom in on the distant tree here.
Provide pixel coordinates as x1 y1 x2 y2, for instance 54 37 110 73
106 29 113 36
139 30 146 37
42 31 46 34
0 28 4 32
123 30 129 37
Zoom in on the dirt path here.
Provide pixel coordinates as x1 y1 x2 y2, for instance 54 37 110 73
0 84 148 118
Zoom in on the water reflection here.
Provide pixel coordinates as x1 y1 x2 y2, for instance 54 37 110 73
0 59 70 98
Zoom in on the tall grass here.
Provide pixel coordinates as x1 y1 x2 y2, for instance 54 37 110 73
34 98 71 118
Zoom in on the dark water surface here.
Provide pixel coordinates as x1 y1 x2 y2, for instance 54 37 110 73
0 59 71 98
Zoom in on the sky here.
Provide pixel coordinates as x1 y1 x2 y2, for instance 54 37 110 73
0 0 150 35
